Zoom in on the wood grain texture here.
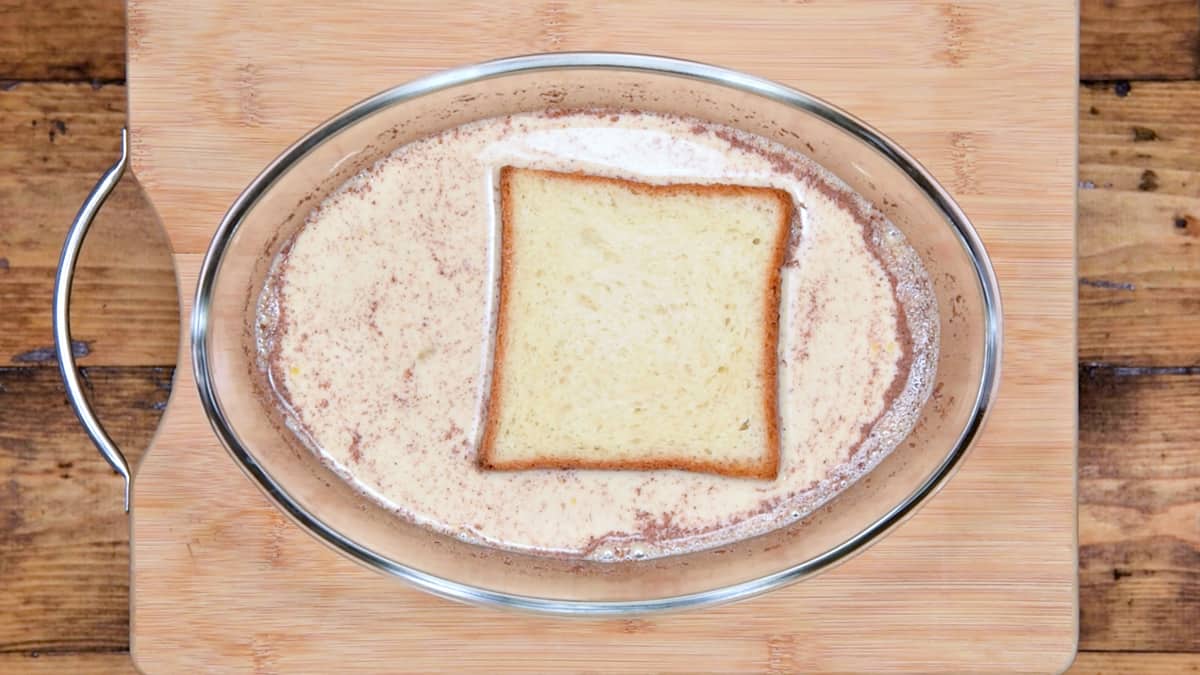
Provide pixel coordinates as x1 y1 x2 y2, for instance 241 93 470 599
0 81 128 175
1079 81 1200 367
0 652 137 674
125 1 1077 671
1071 651 1200 674
0 0 125 81
1080 0 1200 80
1079 367 1200 652
0 366 171 653
0 83 179 366
126 0 1079 255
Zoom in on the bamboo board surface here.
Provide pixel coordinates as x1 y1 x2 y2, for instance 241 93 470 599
125 2 1078 671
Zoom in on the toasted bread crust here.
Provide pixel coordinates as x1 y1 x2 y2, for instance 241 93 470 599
477 166 517 471
758 187 791 480
479 167 791 480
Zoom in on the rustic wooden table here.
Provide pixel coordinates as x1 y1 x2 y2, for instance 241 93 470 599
0 1 1196 672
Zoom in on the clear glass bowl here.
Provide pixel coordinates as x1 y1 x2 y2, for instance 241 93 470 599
192 53 1001 614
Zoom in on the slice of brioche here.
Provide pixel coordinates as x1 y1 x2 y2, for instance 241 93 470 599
479 167 791 479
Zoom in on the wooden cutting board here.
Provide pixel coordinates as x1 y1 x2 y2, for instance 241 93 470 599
126 2 1078 672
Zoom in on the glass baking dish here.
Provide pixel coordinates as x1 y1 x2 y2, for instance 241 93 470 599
59 53 1001 614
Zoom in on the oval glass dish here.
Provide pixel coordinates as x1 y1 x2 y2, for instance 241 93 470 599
192 53 1001 614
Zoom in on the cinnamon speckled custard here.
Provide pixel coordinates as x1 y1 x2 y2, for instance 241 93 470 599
256 109 939 561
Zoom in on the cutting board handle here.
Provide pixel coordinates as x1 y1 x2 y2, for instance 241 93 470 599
52 128 133 512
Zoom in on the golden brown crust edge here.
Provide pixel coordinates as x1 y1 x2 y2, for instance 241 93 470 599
478 167 790 480
757 188 792 480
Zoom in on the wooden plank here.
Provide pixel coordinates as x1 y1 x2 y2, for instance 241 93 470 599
1079 368 1200 652
0 81 126 175
0 652 136 674
1080 0 1199 80
0 0 124 82
0 366 170 653
1071 652 1200 673
1079 81 1200 367
0 82 179 366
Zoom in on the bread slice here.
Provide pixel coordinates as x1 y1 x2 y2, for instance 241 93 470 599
479 167 791 479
